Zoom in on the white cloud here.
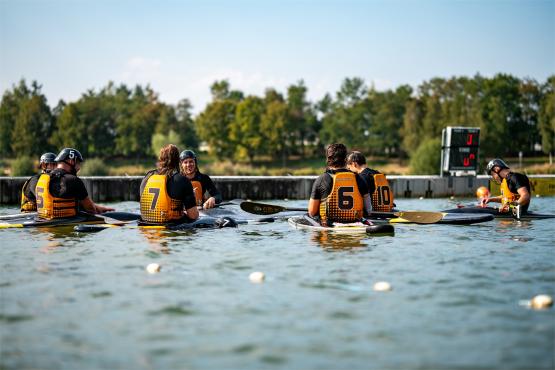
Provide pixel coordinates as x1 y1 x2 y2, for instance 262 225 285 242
120 57 162 84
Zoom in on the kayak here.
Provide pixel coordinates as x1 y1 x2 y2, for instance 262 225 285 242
387 212 494 225
441 206 555 220
0 213 104 229
0 211 141 229
74 215 274 232
288 215 395 235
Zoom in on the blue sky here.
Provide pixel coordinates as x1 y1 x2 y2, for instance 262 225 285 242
1 0 553 113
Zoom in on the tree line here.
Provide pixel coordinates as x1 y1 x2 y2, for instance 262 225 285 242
1 74 554 167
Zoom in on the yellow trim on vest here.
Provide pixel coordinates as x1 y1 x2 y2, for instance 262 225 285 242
500 178 518 206
36 174 78 219
371 173 394 212
319 172 363 224
20 179 37 212
190 180 203 206
140 174 184 223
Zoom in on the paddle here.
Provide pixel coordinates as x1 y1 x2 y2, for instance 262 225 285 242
74 216 275 233
0 212 37 220
240 201 306 215
240 201 444 224
0 211 140 229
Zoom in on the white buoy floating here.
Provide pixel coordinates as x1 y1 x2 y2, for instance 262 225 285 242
249 271 265 283
373 281 392 292
530 294 553 310
146 263 161 274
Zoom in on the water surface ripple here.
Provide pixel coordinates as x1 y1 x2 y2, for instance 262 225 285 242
1 199 554 369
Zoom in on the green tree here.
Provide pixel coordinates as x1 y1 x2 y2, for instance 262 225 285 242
538 76 555 156
195 100 237 159
261 98 290 165
409 138 441 175
230 96 265 162
287 80 317 157
151 130 183 157
401 98 425 157
175 98 198 150
11 84 53 157
320 78 370 150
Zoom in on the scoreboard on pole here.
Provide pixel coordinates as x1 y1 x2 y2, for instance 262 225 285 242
441 126 480 176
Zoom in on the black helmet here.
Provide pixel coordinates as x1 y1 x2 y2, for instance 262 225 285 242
486 158 509 175
179 150 197 163
39 152 57 164
55 148 84 163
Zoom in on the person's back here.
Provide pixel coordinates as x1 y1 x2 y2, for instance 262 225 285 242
308 144 371 225
140 144 199 223
20 152 57 212
33 148 114 219
347 151 395 212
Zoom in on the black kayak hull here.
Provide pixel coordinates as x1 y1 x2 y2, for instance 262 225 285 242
442 206 555 219
288 215 395 235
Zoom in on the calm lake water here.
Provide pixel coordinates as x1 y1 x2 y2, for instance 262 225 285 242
1 198 554 370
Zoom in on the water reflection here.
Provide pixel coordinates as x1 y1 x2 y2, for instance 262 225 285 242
139 228 172 254
310 231 368 250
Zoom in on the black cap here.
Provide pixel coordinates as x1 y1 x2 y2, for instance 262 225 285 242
486 158 509 175
179 150 197 162
55 148 84 163
40 152 57 164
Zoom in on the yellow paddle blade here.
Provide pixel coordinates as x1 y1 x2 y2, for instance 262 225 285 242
0 223 24 229
393 211 444 224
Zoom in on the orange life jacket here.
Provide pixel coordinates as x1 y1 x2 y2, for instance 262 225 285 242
370 173 394 212
190 180 203 206
140 173 184 223
500 178 518 206
20 179 37 212
319 171 363 224
36 174 78 219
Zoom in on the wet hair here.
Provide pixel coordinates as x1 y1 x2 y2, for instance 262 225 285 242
157 144 180 175
326 143 347 168
346 151 366 166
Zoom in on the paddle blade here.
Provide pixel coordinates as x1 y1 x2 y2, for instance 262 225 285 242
74 224 113 232
240 201 286 215
396 211 444 224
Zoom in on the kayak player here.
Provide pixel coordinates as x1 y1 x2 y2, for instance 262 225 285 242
32 148 115 219
481 158 531 216
140 144 199 224
346 151 395 212
308 143 372 226
20 152 57 212
179 150 222 209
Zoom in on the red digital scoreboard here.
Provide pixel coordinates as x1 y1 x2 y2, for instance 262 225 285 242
441 127 480 174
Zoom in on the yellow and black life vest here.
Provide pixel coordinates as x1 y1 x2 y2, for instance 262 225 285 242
20 179 37 212
36 174 78 219
190 180 203 206
140 174 184 223
500 178 518 206
319 171 363 224
370 173 394 212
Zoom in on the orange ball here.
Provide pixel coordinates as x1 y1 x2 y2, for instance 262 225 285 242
476 186 490 199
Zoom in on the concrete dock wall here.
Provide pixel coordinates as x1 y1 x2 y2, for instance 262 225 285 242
1 175 554 204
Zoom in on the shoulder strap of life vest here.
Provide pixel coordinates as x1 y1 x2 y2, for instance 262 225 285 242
20 178 37 212
140 173 184 223
500 178 518 205
36 174 77 219
319 171 363 225
190 180 203 206
371 173 394 212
